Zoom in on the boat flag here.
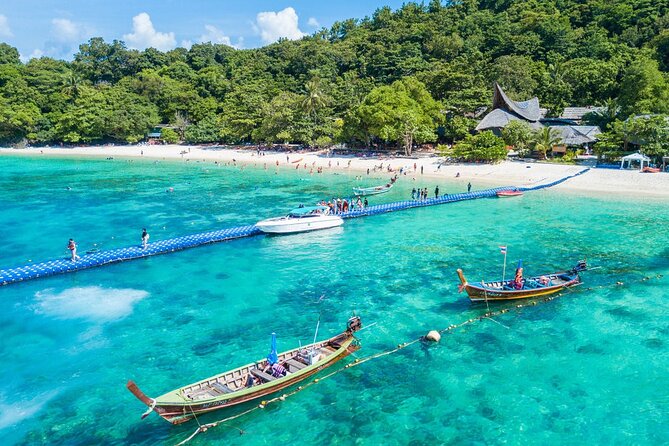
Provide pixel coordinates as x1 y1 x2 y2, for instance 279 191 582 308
267 332 278 365
500 246 508 283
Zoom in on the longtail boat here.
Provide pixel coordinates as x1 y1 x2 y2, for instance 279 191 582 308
456 261 587 302
352 183 393 196
127 316 362 425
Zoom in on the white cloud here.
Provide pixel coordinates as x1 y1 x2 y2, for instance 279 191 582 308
20 48 44 62
200 24 232 46
181 39 193 49
0 14 13 38
123 12 176 51
198 24 243 48
307 17 320 28
51 18 93 43
255 7 305 43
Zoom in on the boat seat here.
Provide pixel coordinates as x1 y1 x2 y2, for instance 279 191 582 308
286 358 306 371
251 368 276 383
294 356 310 366
212 382 234 394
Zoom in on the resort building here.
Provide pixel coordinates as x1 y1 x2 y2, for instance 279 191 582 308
475 83 544 133
476 83 601 153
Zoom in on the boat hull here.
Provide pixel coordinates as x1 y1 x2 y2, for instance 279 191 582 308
352 184 392 196
456 268 581 302
152 342 356 424
496 190 523 197
127 319 362 425
255 215 343 234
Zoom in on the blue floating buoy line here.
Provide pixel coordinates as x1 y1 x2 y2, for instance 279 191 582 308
0 169 589 287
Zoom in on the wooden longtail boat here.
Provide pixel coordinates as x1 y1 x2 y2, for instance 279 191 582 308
496 189 523 197
352 183 393 196
456 261 586 302
127 317 362 425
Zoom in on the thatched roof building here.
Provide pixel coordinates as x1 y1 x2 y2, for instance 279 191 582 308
475 83 601 149
475 83 544 133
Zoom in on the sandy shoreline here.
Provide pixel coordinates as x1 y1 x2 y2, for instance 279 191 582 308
2 144 668 198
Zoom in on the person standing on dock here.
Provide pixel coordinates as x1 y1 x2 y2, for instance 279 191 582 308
467 182 472 192
435 186 439 198
411 188 416 200
141 228 150 249
67 239 80 262
364 198 368 208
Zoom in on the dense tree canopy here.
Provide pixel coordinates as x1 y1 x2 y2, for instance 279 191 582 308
1 0 669 148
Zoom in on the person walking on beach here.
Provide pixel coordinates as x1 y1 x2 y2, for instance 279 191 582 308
421 165 424 174
141 228 149 249
67 238 80 261
467 182 472 192
435 186 439 198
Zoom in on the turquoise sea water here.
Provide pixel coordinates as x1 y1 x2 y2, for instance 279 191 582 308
0 155 667 445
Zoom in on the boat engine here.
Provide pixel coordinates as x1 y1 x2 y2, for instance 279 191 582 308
347 316 362 333
574 260 588 272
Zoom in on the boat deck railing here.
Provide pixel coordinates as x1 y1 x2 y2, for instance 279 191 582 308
0 168 589 287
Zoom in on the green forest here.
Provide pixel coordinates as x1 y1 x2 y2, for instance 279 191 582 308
1 0 669 158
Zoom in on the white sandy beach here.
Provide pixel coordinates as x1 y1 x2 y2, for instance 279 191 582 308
1 144 668 198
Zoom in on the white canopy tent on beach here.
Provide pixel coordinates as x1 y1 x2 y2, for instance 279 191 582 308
620 152 651 170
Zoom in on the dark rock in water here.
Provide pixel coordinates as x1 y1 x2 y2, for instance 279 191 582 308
191 341 219 356
575 343 605 355
644 337 664 349
569 387 588 399
605 306 645 321
214 272 229 280
478 404 496 421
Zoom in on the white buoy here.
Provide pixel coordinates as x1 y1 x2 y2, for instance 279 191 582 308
424 330 441 342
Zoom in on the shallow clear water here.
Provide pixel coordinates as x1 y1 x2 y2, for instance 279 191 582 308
0 155 667 445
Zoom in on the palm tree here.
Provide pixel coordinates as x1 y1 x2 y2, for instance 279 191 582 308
532 126 562 160
62 72 82 101
301 78 327 125
174 111 190 141
582 98 620 131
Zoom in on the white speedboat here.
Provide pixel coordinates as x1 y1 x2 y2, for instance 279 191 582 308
256 206 343 234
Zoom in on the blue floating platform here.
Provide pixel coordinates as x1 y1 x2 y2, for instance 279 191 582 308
0 169 588 287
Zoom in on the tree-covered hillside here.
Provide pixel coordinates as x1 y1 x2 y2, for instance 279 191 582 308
1 0 668 149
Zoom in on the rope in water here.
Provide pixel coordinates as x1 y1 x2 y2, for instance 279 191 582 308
174 272 664 445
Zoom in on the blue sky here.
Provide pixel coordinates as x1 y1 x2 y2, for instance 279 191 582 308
0 1 409 61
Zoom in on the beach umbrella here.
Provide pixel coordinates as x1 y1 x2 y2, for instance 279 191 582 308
267 332 278 365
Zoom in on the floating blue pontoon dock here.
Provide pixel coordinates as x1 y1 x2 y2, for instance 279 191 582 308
0 169 589 287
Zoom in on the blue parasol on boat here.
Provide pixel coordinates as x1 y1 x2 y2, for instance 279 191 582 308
267 332 278 365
